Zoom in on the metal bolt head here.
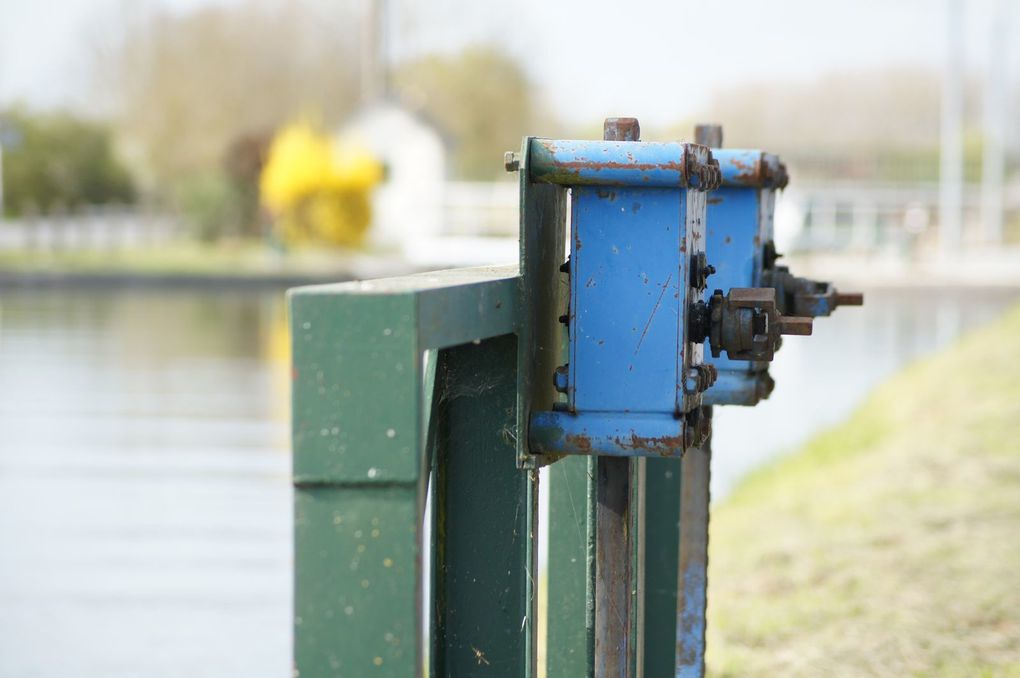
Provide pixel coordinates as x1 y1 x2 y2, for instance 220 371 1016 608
694 123 723 148
504 151 520 173
603 117 640 142
834 291 864 307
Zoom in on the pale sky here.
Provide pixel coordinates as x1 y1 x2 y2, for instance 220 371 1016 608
1 0 1017 127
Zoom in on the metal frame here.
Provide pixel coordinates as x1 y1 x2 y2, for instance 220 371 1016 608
289 122 861 678
290 266 537 676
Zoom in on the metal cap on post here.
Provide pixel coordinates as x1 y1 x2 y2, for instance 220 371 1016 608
694 123 723 148
604 117 641 142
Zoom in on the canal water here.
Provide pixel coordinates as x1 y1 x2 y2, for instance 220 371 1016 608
0 284 1017 676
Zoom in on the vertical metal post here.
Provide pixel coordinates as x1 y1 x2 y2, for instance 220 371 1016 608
595 456 633 677
430 334 537 677
547 455 596 677
981 0 1008 246
361 0 388 102
694 124 723 149
291 292 425 677
642 458 682 677
675 408 712 678
679 119 717 678
289 269 518 678
546 280 593 678
0 141 5 218
594 117 641 678
940 0 965 254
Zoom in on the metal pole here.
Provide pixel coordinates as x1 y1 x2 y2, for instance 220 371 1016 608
981 0 1007 247
677 119 719 678
594 116 641 678
0 142 5 219
939 0 965 255
361 0 387 102
694 124 723 149
675 408 712 678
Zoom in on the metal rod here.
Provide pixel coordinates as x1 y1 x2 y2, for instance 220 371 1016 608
594 117 641 678
939 0 965 255
694 124 723 148
595 456 633 677
675 408 713 678
981 0 1008 246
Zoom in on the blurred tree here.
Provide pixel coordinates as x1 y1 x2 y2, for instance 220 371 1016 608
223 130 273 238
394 47 558 180
174 170 240 243
687 68 985 183
0 108 135 216
94 2 361 199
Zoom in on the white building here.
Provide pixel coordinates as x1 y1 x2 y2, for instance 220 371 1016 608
338 100 447 256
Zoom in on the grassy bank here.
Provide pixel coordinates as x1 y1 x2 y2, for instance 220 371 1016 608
706 305 1020 677
0 242 414 283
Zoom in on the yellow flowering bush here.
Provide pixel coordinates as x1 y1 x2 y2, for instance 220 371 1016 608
260 121 383 247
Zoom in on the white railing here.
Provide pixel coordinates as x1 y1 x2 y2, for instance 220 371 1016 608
0 205 186 251
2 180 1016 257
778 181 1020 254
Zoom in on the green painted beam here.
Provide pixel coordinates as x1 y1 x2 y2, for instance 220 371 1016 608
642 457 683 677
290 266 520 677
546 455 596 677
430 335 537 677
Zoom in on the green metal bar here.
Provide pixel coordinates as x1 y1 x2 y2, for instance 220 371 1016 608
546 455 596 677
515 136 568 469
642 457 683 677
430 334 537 677
631 459 647 678
641 410 714 678
290 266 519 677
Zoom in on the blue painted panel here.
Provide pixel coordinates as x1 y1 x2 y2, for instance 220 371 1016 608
569 186 688 414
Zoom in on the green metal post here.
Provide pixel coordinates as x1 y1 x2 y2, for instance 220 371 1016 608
642 458 683 677
290 267 519 677
430 335 538 677
546 455 596 677
641 409 713 677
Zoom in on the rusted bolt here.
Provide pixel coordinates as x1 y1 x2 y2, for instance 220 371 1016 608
683 364 717 394
504 151 520 173
777 316 813 336
603 117 640 142
694 123 723 148
835 292 864 307
762 240 782 270
684 408 711 448
553 365 569 393
755 371 776 401
690 252 716 290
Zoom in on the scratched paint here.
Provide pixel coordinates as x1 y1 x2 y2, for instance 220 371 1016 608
566 184 691 413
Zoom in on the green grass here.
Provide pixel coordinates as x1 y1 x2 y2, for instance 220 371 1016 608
0 241 391 278
706 304 1020 677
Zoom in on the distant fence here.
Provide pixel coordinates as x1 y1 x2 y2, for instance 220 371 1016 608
441 180 1020 256
3 181 1016 256
0 206 186 252
441 181 518 237
783 181 1020 254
